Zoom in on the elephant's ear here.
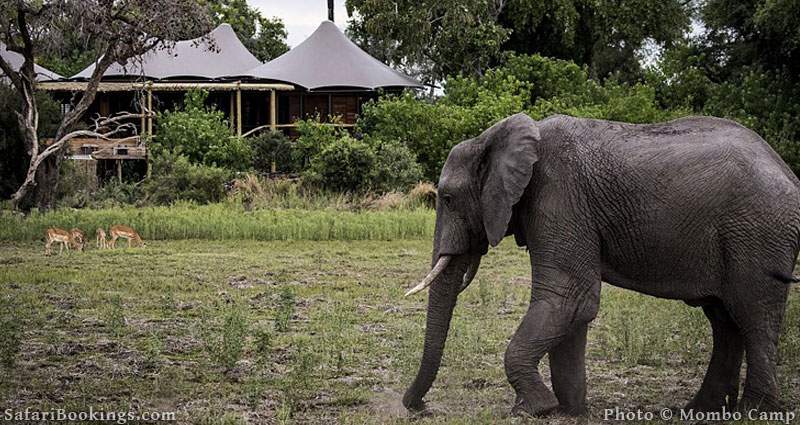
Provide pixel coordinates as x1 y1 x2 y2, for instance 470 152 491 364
477 113 540 247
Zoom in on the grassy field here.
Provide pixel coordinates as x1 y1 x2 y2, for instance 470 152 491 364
0 204 435 241
0 239 798 424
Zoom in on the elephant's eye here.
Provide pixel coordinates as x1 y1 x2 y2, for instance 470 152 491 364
440 193 453 207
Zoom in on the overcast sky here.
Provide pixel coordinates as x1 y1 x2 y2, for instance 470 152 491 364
248 0 350 47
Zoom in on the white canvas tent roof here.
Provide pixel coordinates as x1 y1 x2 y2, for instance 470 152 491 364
71 24 261 80
0 42 63 81
244 21 421 90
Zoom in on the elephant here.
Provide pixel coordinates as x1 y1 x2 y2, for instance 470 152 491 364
402 113 800 417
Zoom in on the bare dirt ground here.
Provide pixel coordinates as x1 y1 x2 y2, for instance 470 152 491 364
0 239 798 424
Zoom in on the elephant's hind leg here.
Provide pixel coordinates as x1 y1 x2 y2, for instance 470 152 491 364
686 303 744 412
549 322 589 415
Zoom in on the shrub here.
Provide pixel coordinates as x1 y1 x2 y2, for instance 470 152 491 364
142 151 230 205
357 90 523 182
369 138 424 193
203 306 248 371
292 118 348 170
304 135 376 192
156 90 234 167
205 136 253 171
250 131 295 174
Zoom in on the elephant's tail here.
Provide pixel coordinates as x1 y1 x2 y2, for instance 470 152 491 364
771 271 800 284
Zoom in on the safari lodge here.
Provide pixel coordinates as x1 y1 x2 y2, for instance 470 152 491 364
37 20 422 181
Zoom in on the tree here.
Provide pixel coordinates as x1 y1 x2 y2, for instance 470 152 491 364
207 0 289 61
0 0 213 210
346 0 692 84
345 0 509 87
499 0 692 80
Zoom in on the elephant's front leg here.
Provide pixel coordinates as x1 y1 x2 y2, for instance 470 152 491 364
505 278 599 417
549 322 589 415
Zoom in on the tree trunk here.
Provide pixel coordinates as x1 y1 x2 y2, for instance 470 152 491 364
33 155 61 210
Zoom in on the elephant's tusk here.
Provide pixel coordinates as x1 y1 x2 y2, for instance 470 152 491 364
405 255 452 296
459 256 481 293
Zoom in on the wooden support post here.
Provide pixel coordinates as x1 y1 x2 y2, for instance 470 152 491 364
116 159 122 183
300 92 305 120
270 90 277 131
229 92 235 133
146 87 153 138
270 89 278 173
140 93 151 178
327 93 332 122
236 83 242 137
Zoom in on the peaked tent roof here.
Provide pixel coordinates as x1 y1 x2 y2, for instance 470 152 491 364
244 21 421 90
0 42 63 81
71 24 261 80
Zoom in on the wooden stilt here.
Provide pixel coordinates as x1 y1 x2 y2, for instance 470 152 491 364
116 159 122 183
146 87 153 138
229 92 235 133
236 84 242 137
270 89 278 172
270 90 277 131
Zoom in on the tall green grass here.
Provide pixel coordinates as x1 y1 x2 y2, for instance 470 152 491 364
0 203 435 241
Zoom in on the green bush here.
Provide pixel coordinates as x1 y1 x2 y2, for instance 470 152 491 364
250 131 295 174
304 135 376 192
141 151 230 205
156 90 238 169
205 135 253 171
357 89 524 181
369 138 424 192
292 118 349 170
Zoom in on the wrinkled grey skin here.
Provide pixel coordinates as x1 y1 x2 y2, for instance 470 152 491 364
403 113 800 417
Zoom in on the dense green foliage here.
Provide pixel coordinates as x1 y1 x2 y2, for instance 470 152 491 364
296 121 424 192
304 135 376 192
359 54 688 181
346 0 691 82
250 131 295 174
141 151 231 205
156 91 251 171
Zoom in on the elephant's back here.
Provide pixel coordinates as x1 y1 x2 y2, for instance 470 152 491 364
560 115 800 197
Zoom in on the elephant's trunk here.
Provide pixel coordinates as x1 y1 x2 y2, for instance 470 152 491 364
402 255 469 411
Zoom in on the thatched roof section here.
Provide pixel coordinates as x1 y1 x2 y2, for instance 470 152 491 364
244 21 421 91
0 42 63 81
71 24 261 81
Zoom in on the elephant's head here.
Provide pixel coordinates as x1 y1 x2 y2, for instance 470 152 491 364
402 113 541 411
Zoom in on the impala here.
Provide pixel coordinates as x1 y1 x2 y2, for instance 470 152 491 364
70 228 86 251
44 227 73 255
109 225 144 248
96 228 108 249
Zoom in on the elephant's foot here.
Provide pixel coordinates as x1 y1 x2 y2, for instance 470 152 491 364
556 403 588 417
738 389 784 414
685 385 738 412
510 388 560 417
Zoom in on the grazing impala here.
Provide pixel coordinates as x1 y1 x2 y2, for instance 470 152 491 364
70 228 86 251
44 227 74 255
109 225 144 248
96 228 108 249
